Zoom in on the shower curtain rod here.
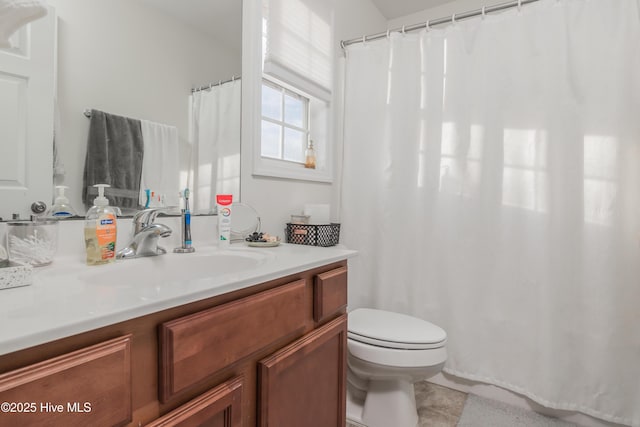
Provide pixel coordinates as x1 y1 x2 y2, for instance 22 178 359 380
341 0 540 49
191 75 241 93
81 75 242 118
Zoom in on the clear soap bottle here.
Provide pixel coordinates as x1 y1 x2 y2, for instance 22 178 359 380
304 139 316 169
49 185 77 218
84 184 118 265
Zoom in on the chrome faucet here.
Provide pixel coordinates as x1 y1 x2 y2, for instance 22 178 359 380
116 208 172 259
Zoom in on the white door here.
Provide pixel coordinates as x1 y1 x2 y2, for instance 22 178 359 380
0 7 55 221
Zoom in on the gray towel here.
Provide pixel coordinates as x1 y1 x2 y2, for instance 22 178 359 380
82 109 144 209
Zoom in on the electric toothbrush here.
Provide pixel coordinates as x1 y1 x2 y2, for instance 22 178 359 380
173 188 195 253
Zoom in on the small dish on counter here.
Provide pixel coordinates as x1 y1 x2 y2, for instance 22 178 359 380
247 240 280 248
245 232 281 248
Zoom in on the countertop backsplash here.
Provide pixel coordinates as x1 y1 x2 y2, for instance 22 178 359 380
0 215 220 263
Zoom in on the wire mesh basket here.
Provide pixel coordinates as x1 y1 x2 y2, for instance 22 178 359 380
285 223 340 247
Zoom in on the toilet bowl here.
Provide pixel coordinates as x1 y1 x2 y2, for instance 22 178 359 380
346 308 447 427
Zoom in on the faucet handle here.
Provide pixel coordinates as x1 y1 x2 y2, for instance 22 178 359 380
133 208 167 233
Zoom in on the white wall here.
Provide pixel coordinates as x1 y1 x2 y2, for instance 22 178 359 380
240 0 386 239
50 0 240 214
330 0 389 225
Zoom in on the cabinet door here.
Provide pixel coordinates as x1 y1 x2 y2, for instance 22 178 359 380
258 315 347 427
0 335 132 427
146 376 242 427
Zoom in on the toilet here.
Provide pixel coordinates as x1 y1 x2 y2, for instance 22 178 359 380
346 308 447 427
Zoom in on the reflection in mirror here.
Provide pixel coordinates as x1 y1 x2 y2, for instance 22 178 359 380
0 6 55 221
0 0 242 220
189 76 242 215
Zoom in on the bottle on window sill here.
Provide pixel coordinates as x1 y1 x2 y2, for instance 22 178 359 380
305 139 316 169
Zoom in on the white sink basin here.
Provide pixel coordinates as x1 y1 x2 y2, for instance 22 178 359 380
78 249 271 287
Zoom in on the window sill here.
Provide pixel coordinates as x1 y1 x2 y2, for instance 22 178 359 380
252 157 332 183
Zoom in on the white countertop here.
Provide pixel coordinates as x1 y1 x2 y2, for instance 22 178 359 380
0 242 356 356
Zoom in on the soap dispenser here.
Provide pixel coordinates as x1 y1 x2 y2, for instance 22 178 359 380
49 185 77 218
304 139 316 169
84 184 118 265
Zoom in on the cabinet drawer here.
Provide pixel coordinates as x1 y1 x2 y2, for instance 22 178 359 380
147 376 243 427
314 267 348 323
160 279 308 401
0 335 132 427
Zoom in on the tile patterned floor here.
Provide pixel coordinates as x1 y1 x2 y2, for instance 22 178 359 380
347 381 467 427
415 381 467 426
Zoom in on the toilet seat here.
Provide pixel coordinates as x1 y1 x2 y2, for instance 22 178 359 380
348 338 447 369
348 332 445 350
348 308 447 350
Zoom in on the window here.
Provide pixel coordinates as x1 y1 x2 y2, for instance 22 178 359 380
261 78 309 164
253 76 331 182
253 0 333 183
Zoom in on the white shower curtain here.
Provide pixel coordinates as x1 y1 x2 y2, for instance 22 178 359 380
341 0 640 424
189 78 241 214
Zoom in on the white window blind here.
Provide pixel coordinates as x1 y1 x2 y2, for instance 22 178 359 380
263 0 334 101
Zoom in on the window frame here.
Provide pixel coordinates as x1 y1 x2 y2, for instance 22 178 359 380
261 77 310 164
253 74 333 183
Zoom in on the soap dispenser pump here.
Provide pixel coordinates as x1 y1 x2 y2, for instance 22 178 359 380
49 185 77 218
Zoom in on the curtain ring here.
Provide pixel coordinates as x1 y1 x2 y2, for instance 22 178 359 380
386 29 390 39
426 20 431 31
451 13 456 24
517 0 522 11
362 35 366 44
481 6 486 18
402 25 406 34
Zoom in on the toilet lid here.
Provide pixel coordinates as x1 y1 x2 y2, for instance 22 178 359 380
348 308 447 350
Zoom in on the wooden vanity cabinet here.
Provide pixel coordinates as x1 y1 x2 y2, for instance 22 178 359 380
0 335 133 427
146 376 243 427
314 266 348 323
258 314 347 427
159 279 308 402
0 260 348 427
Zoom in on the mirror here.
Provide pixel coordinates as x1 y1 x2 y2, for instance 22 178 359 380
1 0 242 219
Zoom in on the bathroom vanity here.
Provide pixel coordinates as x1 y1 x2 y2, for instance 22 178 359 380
0 242 355 427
